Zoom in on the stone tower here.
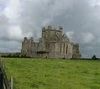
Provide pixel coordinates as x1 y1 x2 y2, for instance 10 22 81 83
21 37 34 57
41 26 71 58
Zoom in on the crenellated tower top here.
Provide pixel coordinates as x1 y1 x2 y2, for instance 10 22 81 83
42 25 63 32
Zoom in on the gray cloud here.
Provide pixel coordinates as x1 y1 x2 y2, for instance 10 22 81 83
0 0 100 57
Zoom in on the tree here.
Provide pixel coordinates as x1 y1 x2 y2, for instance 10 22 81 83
92 55 97 60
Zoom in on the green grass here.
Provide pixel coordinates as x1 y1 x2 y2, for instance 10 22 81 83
3 58 100 89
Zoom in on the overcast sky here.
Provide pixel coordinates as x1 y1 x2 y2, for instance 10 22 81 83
0 0 100 57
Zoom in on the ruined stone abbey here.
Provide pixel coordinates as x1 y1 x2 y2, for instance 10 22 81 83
21 26 81 58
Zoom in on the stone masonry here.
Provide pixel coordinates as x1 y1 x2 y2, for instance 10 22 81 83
21 26 81 58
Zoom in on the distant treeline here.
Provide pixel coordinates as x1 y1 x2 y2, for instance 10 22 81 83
1 53 99 60
71 58 99 60
1 53 31 58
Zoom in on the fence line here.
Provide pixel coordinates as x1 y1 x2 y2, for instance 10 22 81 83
0 59 13 89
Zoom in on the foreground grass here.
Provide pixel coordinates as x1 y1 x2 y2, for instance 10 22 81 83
3 58 100 89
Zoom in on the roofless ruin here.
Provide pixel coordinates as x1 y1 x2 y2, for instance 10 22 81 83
21 26 81 58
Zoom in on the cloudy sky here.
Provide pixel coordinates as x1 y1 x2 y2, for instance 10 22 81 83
0 0 100 57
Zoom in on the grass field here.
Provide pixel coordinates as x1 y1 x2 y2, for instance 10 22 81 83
3 58 100 89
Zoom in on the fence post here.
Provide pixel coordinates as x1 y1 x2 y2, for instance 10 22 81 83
0 70 4 89
10 77 13 89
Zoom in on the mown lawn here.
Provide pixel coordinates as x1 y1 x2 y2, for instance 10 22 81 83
3 58 100 89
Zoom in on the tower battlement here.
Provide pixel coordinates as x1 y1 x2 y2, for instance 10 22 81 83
42 26 63 32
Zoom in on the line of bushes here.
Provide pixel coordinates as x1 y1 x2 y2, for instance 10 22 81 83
1 53 31 58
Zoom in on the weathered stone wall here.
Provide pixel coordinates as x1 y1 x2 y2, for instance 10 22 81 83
21 37 34 57
72 44 81 58
42 26 63 42
66 43 73 58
